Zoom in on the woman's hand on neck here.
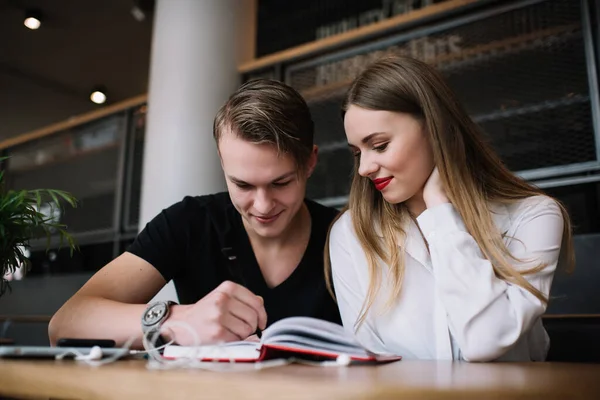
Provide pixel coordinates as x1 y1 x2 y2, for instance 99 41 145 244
422 167 450 210
406 167 450 217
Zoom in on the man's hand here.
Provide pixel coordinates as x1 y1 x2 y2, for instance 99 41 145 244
244 334 261 343
164 281 267 346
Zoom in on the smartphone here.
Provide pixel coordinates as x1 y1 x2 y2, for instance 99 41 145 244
56 338 116 348
0 345 128 359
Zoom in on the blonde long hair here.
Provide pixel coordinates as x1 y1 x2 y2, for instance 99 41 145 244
325 56 574 329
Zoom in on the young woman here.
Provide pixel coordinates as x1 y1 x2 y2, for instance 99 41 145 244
49 79 342 348
326 56 574 362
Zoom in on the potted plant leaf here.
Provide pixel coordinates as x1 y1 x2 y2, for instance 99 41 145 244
0 156 78 296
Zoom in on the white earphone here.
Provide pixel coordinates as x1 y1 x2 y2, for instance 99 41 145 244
75 346 103 361
335 354 351 366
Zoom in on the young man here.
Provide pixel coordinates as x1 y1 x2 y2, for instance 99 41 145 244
49 79 341 348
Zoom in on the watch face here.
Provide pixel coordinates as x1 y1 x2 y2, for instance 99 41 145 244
142 302 168 326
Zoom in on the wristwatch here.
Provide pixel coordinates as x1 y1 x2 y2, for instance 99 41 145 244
141 300 177 345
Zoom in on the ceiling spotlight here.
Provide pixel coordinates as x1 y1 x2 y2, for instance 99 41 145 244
24 9 42 30
90 86 107 104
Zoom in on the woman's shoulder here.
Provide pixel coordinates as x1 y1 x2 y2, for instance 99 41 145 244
331 208 387 240
496 195 563 234
504 195 562 217
329 209 354 239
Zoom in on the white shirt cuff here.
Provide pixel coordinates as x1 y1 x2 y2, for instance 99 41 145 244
416 203 467 241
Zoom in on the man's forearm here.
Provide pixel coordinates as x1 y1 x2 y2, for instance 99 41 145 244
49 296 148 348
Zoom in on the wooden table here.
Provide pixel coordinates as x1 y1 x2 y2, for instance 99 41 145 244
1 359 599 399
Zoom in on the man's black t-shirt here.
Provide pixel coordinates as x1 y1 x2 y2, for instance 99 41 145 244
128 192 342 327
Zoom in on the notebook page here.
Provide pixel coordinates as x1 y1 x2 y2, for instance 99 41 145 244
262 316 360 348
163 341 261 360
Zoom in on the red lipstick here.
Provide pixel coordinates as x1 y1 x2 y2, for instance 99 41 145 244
373 177 393 191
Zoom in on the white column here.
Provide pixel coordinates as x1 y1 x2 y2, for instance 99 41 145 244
140 0 254 302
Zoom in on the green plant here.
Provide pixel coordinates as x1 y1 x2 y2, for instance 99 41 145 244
0 156 78 296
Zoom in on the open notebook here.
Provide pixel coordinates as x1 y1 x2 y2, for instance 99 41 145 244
163 316 401 363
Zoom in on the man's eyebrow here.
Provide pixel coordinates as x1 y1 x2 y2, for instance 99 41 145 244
272 172 296 182
228 171 296 185
348 132 387 148
228 176 248 185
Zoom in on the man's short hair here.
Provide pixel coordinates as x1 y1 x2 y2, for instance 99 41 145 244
213 79 314 169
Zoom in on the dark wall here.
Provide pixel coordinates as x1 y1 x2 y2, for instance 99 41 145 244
256 0 444 56
0 273 93 345
547 234 600 315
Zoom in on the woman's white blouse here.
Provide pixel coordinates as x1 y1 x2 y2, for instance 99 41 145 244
328 196 564 362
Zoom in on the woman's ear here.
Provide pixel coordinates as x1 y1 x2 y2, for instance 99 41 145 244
306 145 318 178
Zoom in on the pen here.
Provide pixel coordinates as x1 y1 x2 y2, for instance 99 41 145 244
222 247 264 339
